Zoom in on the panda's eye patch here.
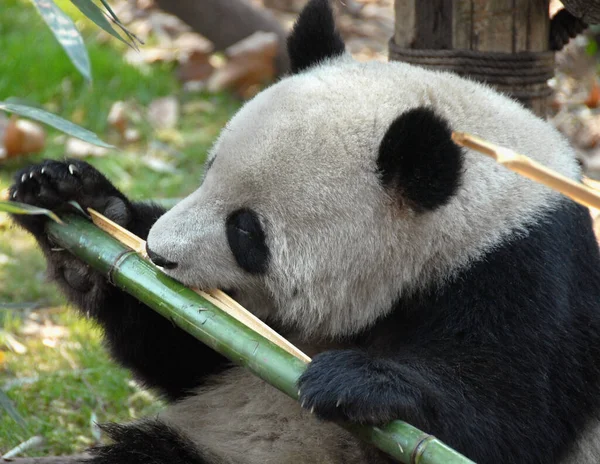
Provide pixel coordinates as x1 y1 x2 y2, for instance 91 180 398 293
226 208 269 275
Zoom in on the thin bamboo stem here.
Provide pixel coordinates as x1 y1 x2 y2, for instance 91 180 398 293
44 215 474 464
452 132 600 210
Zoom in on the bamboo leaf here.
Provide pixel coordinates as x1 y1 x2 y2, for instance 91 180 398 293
67 200 90 218
0 200 64 224
0 390 28 432
29 0 92 81
69 0 131 48
0 102 114 148
98 0 143 47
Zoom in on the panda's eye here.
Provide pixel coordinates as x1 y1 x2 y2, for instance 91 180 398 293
226 208 270 275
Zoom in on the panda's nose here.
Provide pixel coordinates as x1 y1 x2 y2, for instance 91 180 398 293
146 244 178 269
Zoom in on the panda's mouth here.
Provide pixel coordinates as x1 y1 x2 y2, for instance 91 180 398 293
221 288 237 299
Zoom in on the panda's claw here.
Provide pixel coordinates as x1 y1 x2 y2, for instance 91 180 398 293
9 159 130 237
297 350 406 425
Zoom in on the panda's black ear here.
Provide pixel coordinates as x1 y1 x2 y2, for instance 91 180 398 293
377 107 464 212
287 0 346 74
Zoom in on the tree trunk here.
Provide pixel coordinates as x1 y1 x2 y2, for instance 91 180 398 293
390 0 553 117
153 0 290 75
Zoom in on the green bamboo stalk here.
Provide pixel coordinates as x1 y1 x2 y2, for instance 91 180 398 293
45 215 474 464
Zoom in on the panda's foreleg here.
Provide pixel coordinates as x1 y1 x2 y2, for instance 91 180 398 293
296 348 546 463
297 349 438 426
9 160 230 400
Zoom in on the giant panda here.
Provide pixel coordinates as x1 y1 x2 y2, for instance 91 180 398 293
8 0 600 462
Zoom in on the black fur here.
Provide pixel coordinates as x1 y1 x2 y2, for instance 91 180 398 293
10 163 600 462
10 160 231 401
299 199 600 463
377 107 464 211
146 244 178 269
226 208 270 274
8 4 600 460
287 0 345 74
88 420 206 464
298 349 428 426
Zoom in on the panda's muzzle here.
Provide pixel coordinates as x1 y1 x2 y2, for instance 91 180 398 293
146 244 178 270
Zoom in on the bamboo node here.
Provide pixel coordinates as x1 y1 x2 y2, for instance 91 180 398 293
108 250 138 286
411 434 437 464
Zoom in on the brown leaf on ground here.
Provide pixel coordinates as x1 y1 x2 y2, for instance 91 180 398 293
106 101 144 144
107 101 129 136
207 31 278 98
2 117 46 159
176 34 214 83
177 50 214 83
125 47 177 65
147 96 180 130
65 138 109 158
173 32 213 54
585 80 600 109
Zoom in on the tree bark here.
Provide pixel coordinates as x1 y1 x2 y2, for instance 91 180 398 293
391 0 553 117
153 0 290 75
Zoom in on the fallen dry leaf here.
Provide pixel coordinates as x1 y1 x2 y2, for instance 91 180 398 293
173 32 213 54
124 128 142 143
147 96 180 130
125 47 177 65
107 101 144 143
207 31 278 98
2 117 46 159
585 80 600 109
107 101 129 136
148 10 191 40
177 49 215 83
2 331 27 354
65 138 109 158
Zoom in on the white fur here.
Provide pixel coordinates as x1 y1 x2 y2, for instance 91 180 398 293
560 418 600 463
160 368 367 464
145 54 593 464
148 55 579 340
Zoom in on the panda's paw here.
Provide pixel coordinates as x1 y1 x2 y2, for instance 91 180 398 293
297 350 405 425
9 159 131 236
87 420 206 464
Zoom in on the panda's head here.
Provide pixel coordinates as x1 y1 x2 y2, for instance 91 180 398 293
147 0 578 339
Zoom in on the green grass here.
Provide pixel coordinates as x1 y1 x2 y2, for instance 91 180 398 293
0 309 164 455
0 0 241 456
0 0 176 133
